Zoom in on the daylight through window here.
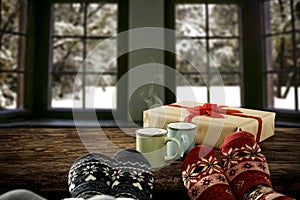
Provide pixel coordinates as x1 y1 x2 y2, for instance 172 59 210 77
0 0 27 111
50 2 118 110
264 0 300 111
175 3 241 107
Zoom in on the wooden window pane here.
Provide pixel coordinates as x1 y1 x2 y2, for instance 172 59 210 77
211 86 241 107
52 37 83 72
209 39 240 73
176 73 206 87
50 2 118 110
85 39 117 73
208 4 238 37
51 74 82 108
0 0 26 111
264 0 292 35
267 73 296 109
0 73 23 109
85 74 116 109
53 3 84 36
264 0 299 111
219 73 240 86
1 0 27 33
295 0 300 30
297 33 300 68
175 4 206 37
176 39 207 73
298 74 300 108
265 35 293 71
1 34 18 70
176 86 208 103
87 3 117 36
175 3 241 105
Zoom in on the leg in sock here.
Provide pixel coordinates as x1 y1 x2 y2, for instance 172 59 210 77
242 185 294 200
111 148 154 200
182 145 236 200
68 152 113 199
220 131 294 200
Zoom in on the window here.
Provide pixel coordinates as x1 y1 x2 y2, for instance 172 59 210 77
0 0 126 122
50 3 118 110
174 3 241 107
166 0 299 125
0 0 27 111
0 0 299 125
263 0 300 111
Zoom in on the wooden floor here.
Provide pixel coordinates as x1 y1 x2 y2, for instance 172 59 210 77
0 127 299 199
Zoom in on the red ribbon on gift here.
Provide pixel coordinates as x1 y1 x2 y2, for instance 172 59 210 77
168 103 263 142
168 103 242 120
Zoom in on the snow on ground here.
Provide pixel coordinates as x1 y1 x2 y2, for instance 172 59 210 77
52 86 117 109
51 86 298 110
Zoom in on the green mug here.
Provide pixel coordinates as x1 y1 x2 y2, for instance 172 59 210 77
167 122 197 160
136 128 181 169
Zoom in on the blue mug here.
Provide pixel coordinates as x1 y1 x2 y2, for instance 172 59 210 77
166 122 197 160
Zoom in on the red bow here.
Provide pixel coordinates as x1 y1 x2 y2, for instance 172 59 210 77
186 103 242 118
169 103 242 120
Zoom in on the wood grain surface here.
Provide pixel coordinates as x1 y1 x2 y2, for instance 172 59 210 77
0 128 299 199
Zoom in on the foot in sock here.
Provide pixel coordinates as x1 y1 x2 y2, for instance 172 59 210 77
111 148 155 200
182 145 236 200
220 131 294 200
242 185 295 200
68 153 113 199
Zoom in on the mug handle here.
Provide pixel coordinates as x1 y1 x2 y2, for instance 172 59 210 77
164 137 181 161
181 134 189 152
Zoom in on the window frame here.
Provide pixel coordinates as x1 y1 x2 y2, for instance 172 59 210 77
166 0 300 126
1 0 299 126
0 0 129 123
167 0 243 106
261 0 300 125
0 0 30 120
165 0 250 106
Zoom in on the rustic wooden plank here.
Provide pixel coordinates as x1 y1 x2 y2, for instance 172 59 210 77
0 127 299 199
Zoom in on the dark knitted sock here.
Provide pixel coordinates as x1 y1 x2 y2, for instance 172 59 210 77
220 131 294 200
111 148 155 200
68 153 113 199
182 145 235 200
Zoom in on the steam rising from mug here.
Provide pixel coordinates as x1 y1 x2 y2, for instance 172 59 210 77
72 27 226 169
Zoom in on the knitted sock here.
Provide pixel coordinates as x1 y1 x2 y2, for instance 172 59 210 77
68 153 113 199
220 131 275 200
242 185 295 200
182 145 236 200
111 148 155 200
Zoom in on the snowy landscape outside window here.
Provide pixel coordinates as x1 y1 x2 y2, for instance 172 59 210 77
175 3 241 107
0 0 27 110
50 2 117 110
264 0 300 112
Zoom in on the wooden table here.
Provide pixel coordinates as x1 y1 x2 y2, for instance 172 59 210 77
0 128 299 199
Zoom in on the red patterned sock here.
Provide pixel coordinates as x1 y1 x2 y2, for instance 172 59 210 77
220 131 293 200
182 145 236 200
242 185 295 200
